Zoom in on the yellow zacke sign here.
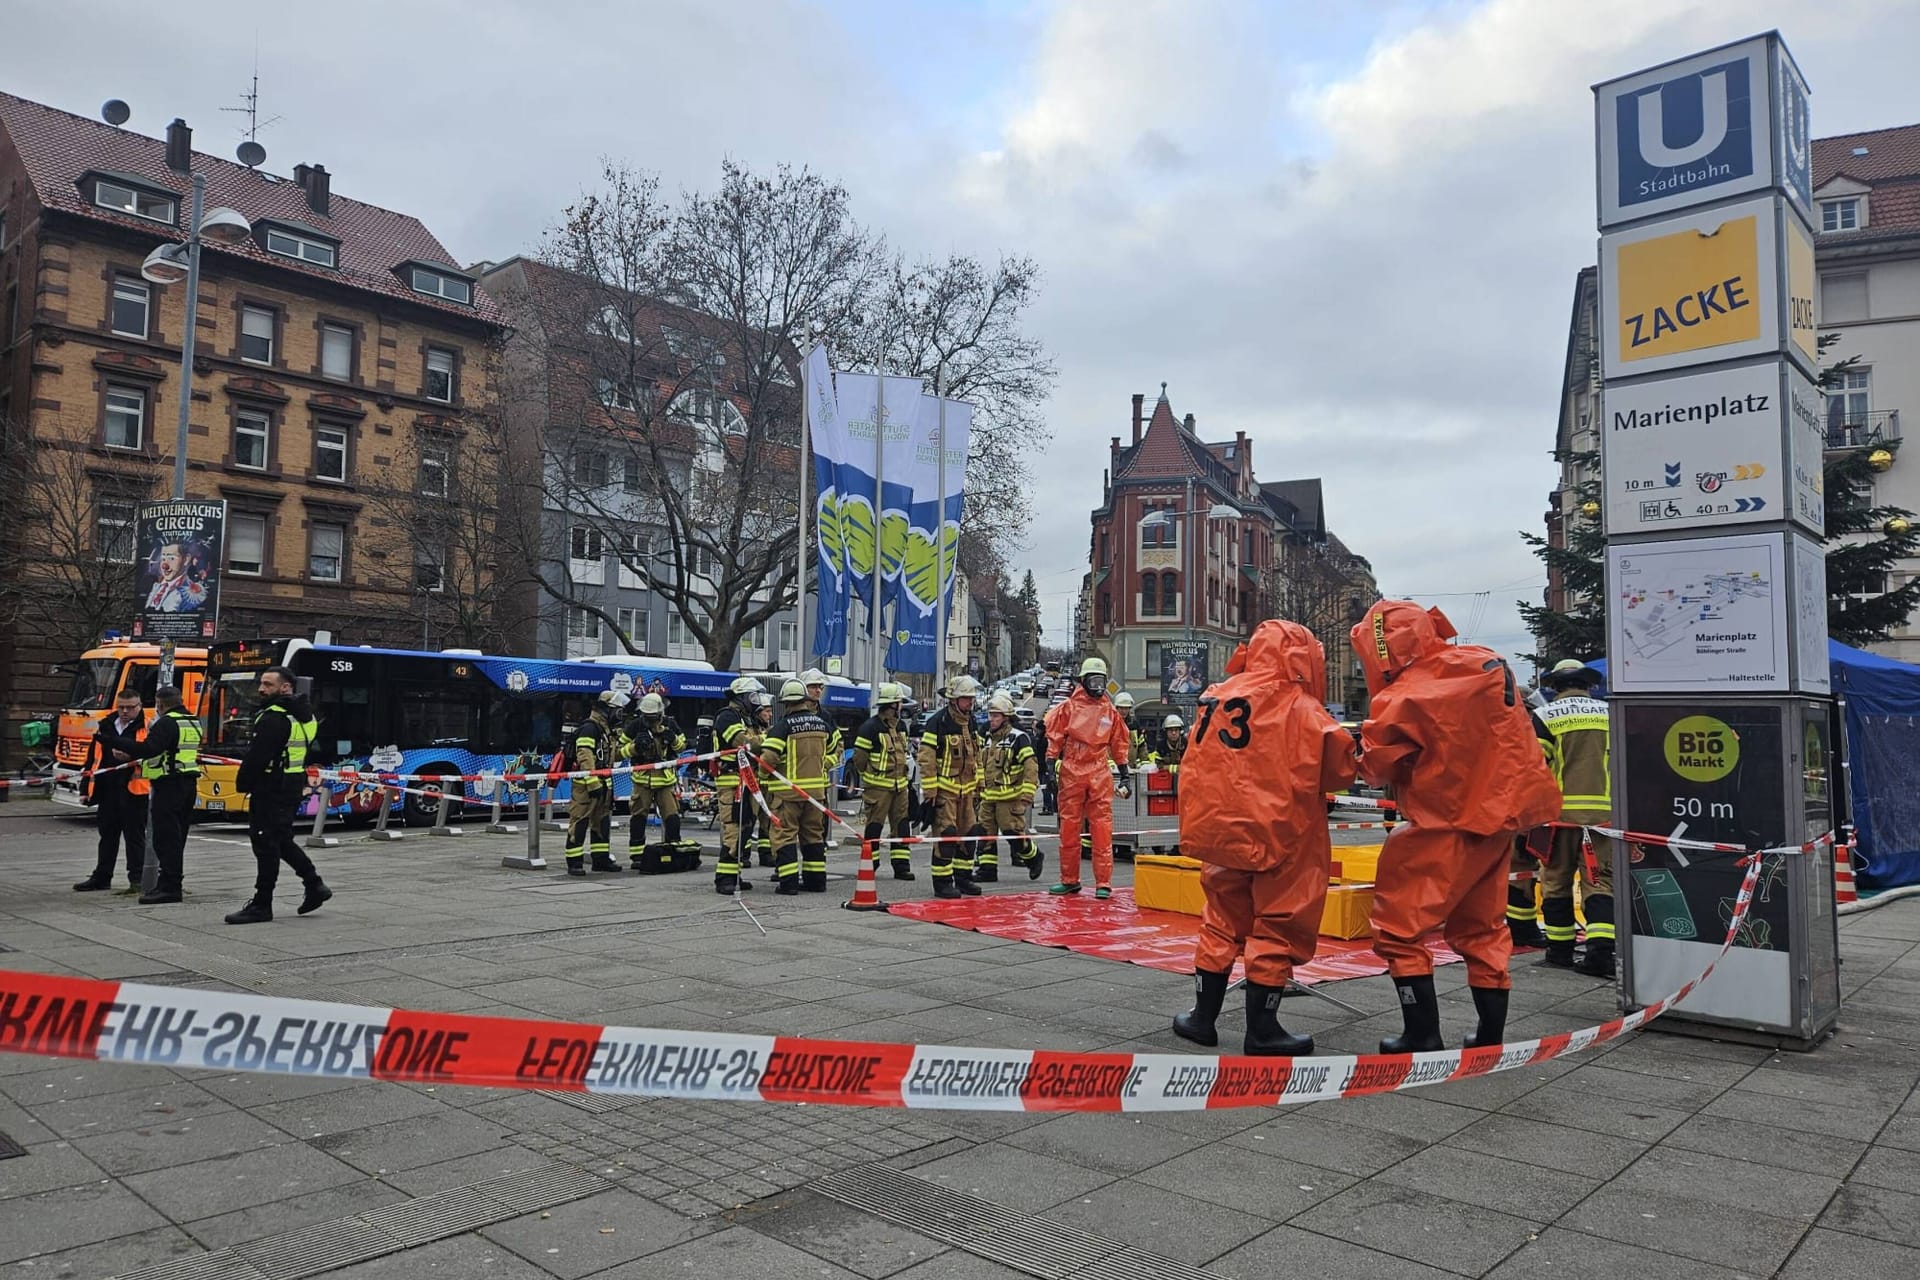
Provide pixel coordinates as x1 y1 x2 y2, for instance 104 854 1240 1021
1615 214 1763 364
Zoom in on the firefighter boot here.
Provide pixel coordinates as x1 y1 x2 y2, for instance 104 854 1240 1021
1462 987 1510 1049
566 858 587 877
591 852 622 873
1380 975 1445 1054
1574 939 1616 979
973 835 998 883
1172 968 1230 1047
1538 897 1577 968
954 866 983 897
932 853 961 900
891 822 916 879
801 843 829 893
1243 982 1314 1056
664 813 682 845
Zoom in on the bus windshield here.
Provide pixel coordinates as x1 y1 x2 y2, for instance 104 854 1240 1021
208 672 266 750
66 658 123 711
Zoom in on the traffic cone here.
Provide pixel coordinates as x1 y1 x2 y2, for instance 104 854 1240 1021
842 840 890 912
1834 840 1859 907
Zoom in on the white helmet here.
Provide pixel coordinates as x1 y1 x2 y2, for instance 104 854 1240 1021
986 691 1016 715
729 675 761 698
779 679 807 703
1114 691 1136 711
1163 714 1184 732
800 667 829 688
877 682 906 706
597 689 629 711
637 693 665 716
948 675 982 700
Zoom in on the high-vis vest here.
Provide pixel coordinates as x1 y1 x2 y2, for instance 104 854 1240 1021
141 708 202 779
852 714 911 793
256 701 317 776
981 726 1038 803
1537 693 1611 819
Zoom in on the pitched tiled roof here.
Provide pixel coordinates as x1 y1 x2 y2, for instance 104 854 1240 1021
0 91 502 327
1814 123 1920 187
1112 389 1236 491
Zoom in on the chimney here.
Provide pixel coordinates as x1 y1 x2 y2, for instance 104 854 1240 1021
165 118 191 173
294 163 331 217
1184 413 1196 432
1131 393 1144 445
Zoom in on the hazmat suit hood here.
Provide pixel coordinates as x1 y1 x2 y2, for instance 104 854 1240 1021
1352 600 1458 694
1241 618 1326 694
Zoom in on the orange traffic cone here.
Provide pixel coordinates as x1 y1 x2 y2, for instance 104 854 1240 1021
1834 840 1859 907
843 840 890 912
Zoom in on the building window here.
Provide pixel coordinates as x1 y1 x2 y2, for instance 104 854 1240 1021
96 499 137 563
308 522 346 582
414 544 446 593
1820 198 1861 233
410 268 472 304
228 513 266 575
667 389 746 435
617 530 648 589
418 444 451 497
110 278 150 338
569 525 605 584
566 608 600 658
424 346 456 402
590 306 631 340
621 454 645 494
1141 504 1177 549
1161 571 1179 618
1826 368 1872 438
597 378 639 412
93 180 174 224
573 449 609 489
684 544 718 580
314 423 350 482
616 607 647 651
1141 572 1158 616
264 226 337 268
234 411 271 470
778 620 797 664
320 324 354 381
1145 639 1161 680
104 384 145 450
667 614 693 648
240 305 275 365
1098 530 1109 567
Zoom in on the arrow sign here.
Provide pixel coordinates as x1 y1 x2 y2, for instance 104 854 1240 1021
1734 497 1767 513
1734 463 1767 481
1664 462 1683 488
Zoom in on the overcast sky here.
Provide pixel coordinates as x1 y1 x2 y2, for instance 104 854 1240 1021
10 0 1917 666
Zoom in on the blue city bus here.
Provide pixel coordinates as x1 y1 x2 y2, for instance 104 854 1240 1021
201 639 869 825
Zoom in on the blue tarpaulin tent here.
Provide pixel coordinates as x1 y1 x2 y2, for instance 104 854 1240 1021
1586 641 1920 889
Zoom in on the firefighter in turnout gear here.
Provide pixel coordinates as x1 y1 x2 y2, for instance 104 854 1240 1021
564 691 624 876
712 676 764 894
851 682 915 880
1536 660 1616 977
1047 658 1131 898
1157 714 1187 770
978 691 1042 881
623 693 687 867
762 675 838 894
1352 601 1562 1054
94 685 202 905
919 675 985 899
1114 690 1146 764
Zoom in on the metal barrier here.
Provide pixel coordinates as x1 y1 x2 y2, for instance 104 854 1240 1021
485 789 520 835
501 783 547 870
367 784 404 841
428 784 464 838
302 790 341 849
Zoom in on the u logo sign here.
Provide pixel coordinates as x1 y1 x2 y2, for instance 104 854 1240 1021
1635 70 1729 168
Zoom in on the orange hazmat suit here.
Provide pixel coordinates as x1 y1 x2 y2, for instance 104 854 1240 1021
1353 601 1563 990
1182 621 1359 986
1046 688 1131 888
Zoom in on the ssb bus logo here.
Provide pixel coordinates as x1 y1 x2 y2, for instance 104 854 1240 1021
1614 57 1755 212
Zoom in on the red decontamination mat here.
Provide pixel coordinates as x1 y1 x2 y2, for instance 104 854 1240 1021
886 888 1464 985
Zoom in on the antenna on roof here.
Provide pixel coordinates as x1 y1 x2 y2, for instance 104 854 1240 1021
222 44 280 168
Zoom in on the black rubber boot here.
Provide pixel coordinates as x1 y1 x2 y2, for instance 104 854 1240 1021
1508 918 1548 948
932 862 961 899
892 859 917 881
664 813 682 845
1172 969 1230 1047
1379 975 1445 1054
298 879 332 916
566 858 587 877
1538 942 1576 968
1244 982 1314 1056
224 898 273 926
775 877 800 896
590 854 622 873
954 867 982 897
974 861 998 883
1574 940 1616 979
1462 986 1510 1049
1023 843 1045 881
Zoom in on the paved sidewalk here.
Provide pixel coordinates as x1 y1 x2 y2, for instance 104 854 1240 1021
2 799 1917 1279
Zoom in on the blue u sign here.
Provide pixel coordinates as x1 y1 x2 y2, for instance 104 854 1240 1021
1615 58 1755 210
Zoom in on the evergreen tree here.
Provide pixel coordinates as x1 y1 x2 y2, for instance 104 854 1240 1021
1518 448 1606 663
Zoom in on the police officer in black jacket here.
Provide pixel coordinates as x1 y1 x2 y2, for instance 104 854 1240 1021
94 685 202 905
226 666 332 925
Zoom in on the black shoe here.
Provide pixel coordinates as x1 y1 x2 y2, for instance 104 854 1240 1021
1380 975 1444 1054
1244 981 1314 1056
892 864 917 881
224 898 273 925
1462 986 1510 1049
1537 943 1576 969
1508 922 1549 949
566 860 587 877
1573 943 1616 979
974 865 998 883
137 889 183 905
1172 969 1230 1047
775 880 801 896
954 872 982 898
298 880 332 916
73 878 112 892
590 856 622 873
933 879 962 900
716 878 752 894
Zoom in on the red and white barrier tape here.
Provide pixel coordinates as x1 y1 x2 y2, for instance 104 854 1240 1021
0 777 52 790
304 750 729 787
0 852 1766 1110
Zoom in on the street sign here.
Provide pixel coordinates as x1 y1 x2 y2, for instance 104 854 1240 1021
1602 361 1824 536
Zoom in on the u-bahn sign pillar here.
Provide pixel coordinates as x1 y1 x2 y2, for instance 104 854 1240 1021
1594 32 1840 1047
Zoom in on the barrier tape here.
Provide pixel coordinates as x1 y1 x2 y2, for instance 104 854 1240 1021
0 777 52 790
303 750 730 787
0 852 1773 1111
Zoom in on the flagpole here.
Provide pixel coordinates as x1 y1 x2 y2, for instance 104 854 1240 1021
797 343 815 668
871 369 886 702
934 360 948 693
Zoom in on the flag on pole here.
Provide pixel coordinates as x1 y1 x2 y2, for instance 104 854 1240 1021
888 396 970 673
834 373 923 611
804 346 848 656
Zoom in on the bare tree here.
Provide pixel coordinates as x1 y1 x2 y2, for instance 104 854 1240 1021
0 417 156 656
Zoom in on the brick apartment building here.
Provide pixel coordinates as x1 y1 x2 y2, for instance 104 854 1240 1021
0 91 506 747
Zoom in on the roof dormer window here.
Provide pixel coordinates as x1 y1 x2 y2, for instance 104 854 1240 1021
92 179 174 224
409 266 472 304
1820 197 1862 233
263 224 338 268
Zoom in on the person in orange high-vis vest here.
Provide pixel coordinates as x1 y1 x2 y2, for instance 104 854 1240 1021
1172 621 1359 1056
1045 657 1131 899
1352 600 1562 1055
76 689 149 893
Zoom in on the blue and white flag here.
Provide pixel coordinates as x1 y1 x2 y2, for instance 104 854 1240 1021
804 345 848 657
835 373 923 612
888 396 971 673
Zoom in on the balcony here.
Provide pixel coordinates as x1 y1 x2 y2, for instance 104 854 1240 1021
1826 410 1901 452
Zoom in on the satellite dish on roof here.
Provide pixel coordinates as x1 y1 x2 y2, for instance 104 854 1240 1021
101 100 131 126
236 140 267 168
